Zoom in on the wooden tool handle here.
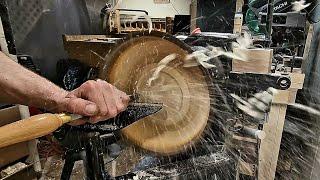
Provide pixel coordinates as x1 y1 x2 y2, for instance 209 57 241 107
0 113 72 148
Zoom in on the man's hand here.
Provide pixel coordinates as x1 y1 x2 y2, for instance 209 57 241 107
0 52 129 123
59 79 130 124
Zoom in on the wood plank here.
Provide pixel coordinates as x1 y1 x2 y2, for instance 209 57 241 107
63 35 111 42
288 89 298 104
0 106 20 128
258 103 288 180
236 0 244 12
190 0 197 32
0 142 29 168
301 24 314 72
63 38 115 68
239 160 255 176
233 13 243 34
272 90 290 104
234 0 244 34
288 73 305 89
0 106 30 168
233 134 257 144
257 72 304 179
232 49 273 73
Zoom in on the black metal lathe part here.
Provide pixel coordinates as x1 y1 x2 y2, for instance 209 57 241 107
54 102 163 146
227 72 291 93
73 102 163 133
54 102 163 180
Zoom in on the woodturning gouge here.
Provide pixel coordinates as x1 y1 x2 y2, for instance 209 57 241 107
0 102 163 149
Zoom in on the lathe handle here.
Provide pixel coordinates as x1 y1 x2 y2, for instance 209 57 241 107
0 113 72 148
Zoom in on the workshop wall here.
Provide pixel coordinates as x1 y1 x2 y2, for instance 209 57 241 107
196 0 237 33
6 0 93 82
5 0 189 82
118 0 192 18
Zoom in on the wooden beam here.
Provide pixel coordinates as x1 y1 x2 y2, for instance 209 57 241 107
258 103 288 180
232 49 273 73
258 72 304 179
301 24 314 73
190 0 197 32
236 0 244 12
0 142 29 168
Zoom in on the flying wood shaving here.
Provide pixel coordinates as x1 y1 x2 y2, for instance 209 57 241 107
230 93 265 120
291 103 320 116
292 0 311 12
232 31 253 49
208 46 223 58
230 94 252 108
184 53 215 68
221 50 248 61
184 46 247 68
183 62 199 67
198 61 216 69
147 64 166 86
131 14 153 33
184 46 218 68
158 53 177 65
90 50 105 62
147 54 177 86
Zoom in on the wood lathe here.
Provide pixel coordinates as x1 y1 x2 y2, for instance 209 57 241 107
58 30 294 179
63 31 213 155
0 29 293 179
56 31 224 179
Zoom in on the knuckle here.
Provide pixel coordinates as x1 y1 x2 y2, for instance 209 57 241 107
117 104 125 112
97 79 105 86
89 116 102 124
65 92 76 98
103 80 111 86
83 80 96 89
66 99 77 113
100 81 112 90
99 108 108 116
108 83 115 91
109 109 118 118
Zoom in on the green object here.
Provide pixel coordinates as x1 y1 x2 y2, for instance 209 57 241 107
245 0 268 35
246 8 261 33
245 0 296 35
245 0 266 35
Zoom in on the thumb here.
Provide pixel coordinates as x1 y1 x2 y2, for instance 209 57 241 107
64 97 98 116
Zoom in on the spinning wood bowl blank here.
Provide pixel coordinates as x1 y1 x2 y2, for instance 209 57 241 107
100 33 211 155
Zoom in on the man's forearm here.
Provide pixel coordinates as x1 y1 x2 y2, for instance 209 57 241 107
0 52 67 111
